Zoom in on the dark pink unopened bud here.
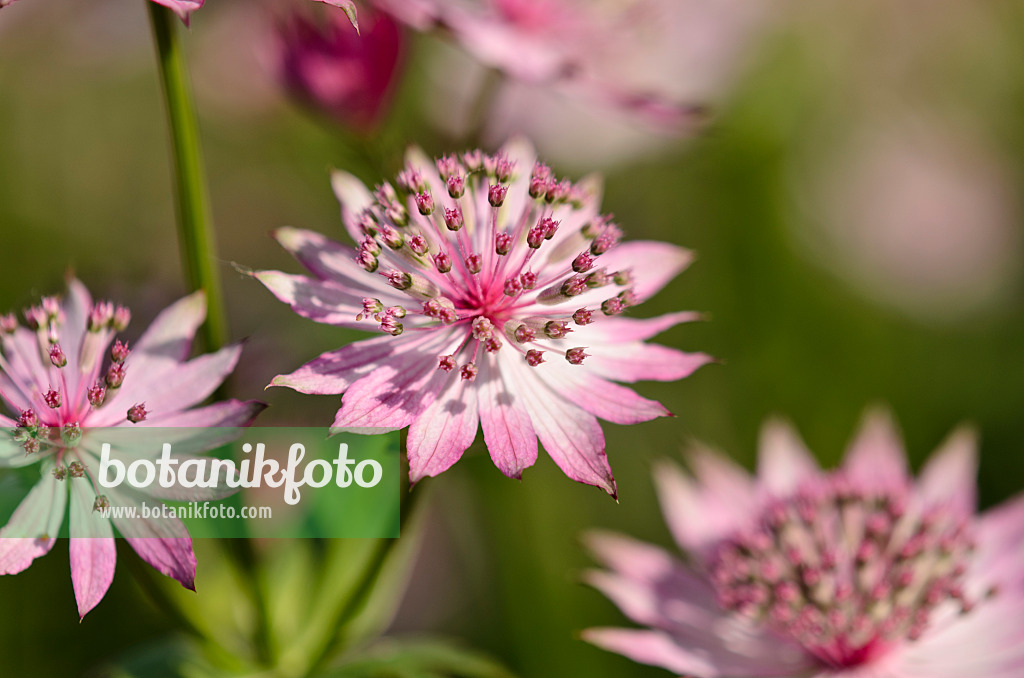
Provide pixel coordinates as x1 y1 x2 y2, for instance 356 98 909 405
408 234 429 255
88 384 107 407
49 344 67 368
495 232 512 256
106 363 126 389
44 389 62 409
565 347 589 365
465 254 483 274
488 184 507 207
444 207 464 231
525 349 545 367
110 339 131 364
460 362 478 382
434 252 453 273
415 192 434 215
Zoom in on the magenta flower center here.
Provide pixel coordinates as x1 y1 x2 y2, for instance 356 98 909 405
707 478 980 669
353 153 638 377
4 298 148 461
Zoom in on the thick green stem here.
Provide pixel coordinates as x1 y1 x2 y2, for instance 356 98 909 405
148 3 227 351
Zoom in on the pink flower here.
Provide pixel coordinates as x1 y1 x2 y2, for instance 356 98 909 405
151 0 204 25
584 411 1024 677
253 139 711 495
380 0 766 158
0 279 265 618
277 5 404 134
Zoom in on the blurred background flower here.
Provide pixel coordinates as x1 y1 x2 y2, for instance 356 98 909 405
1 0 1024 676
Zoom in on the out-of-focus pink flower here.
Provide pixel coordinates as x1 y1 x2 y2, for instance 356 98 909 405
278 5 404 134
253 139 710 495
584 411 1024 677
382 0 767 166
798 119 1021 321
0 280 265 618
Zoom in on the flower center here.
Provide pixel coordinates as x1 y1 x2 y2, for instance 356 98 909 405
707 478 981 669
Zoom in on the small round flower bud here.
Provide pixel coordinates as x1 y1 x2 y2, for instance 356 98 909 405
514 325 536 343
488 184 508 207
88 384 107 407
356 250 379 273
434 252 453 273
67 461 85 478
462 150 484 172
545 321 572 339
357 212 379 237
447 174 466 199
460 362 478 381
561 276 588 297
127 403 148 424
89 301 114 331
504 276 523 297
415 192 435 216
106 363 126 389
540 217 559 240
573 252 596 273
386 306 407 319
112 305 131 332
525 349 545 367
530 162 552 198
378 224 405 250
44 389 62 409
586 269 611 288
62 422 83 446
494 156 515 183
485 336 503 353
444 207 464 231
436 155 460 181
41 297 60 319
18 409 39 430
0 313 16 334
495 232 512 256
520 271 538 289
590 225 623 255
379 315 404 336
546 179 571 204
465 254 483 274
110 339 130 364
361 236 382 256
613 269 634 286
386 271 413 291
527 226 546 249
52 464 68 480
472 317 495 340
408 234 429 255
565 348 589 365
93 496 110 512
438 355 456 372
572 308 594 325
601 297 626 316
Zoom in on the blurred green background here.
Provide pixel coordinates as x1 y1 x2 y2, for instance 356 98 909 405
1 0 1023 676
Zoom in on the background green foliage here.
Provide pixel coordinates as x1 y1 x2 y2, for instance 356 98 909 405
1 1 1023 676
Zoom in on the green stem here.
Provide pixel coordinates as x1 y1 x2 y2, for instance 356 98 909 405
148 3 227 351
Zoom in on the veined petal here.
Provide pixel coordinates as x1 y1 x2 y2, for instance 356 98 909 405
331 354 451 435
0 468 66 574
60 277 93 368
585 342 713 384
104 486 196 591
582 628 720 677
69 480 116 618
407 372 480 483
593 241 694 303
253 270 373 328
330 169 376 243
506 356 614 495
477 352 538 479
538 356 670 423
137 399 266 430
578 311 703 343
133 291 206 361
270 332 440 395
273 227 399 298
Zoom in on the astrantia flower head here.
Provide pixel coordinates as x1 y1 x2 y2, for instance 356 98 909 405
0 280 265 617
254 139 711 494
584 411 1024 677
278 4 404 134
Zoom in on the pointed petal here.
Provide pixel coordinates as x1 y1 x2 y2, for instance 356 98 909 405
506 356 614 495
580 311 703 342
69 481 116 618
104 487 195 590
536 358 670 424
133 291 206 361
273 227 399 298
583 628 719 677
757 418 820 496
592 241 694 303
59 277 92 367
585 343 714 384
477 352 538 479
917 426 978 518
138 399 266 429
270 332 439 395
253 270 371 328
843 408 909 491
0 469 66 574
331 354 451 435
407 373 480 483
330 170 376 243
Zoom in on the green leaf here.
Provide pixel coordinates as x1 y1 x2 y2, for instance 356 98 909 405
324 638 518 678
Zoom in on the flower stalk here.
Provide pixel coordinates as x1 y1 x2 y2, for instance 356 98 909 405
148 3 227 351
